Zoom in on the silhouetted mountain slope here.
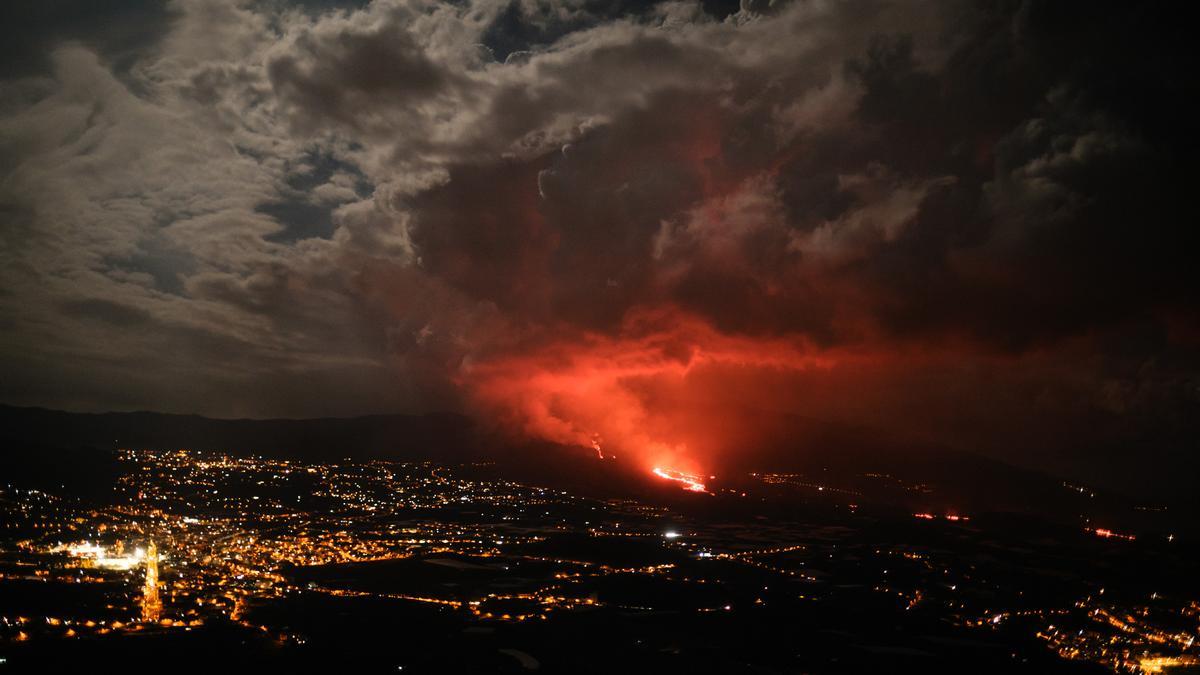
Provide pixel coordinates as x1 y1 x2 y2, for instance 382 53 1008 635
0 405 479 462
2 405 1190 533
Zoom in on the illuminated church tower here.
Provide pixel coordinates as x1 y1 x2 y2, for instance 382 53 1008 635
141 540 162 622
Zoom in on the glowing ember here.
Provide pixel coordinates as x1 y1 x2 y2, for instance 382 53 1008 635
912 509 969 521
652 467 709 493
1089 527 1136 541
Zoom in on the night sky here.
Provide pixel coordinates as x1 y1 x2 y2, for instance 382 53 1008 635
0 1 1195 495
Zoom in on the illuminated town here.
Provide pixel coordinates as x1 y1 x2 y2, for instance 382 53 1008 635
1 448 1196 673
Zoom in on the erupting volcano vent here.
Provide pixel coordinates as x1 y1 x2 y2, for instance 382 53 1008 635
461 309 837 486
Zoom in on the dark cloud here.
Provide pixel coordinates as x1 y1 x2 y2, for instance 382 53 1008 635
267 5 457 134
59 298 154 327
102 237 198 295
0 0 175 79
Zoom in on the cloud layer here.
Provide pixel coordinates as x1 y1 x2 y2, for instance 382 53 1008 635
1 1 1195 491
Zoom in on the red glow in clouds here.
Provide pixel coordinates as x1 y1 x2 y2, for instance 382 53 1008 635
461 309 837 490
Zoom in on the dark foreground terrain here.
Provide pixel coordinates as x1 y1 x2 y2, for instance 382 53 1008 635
0 410 1198 673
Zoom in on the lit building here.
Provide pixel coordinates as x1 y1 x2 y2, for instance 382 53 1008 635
141 540 162 623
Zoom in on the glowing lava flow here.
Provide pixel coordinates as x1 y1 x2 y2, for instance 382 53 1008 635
653 467 709 493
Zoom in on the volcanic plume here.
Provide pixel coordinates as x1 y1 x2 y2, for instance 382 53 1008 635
459 307 845 483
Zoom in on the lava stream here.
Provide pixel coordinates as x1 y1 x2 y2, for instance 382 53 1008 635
652 467 709 493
